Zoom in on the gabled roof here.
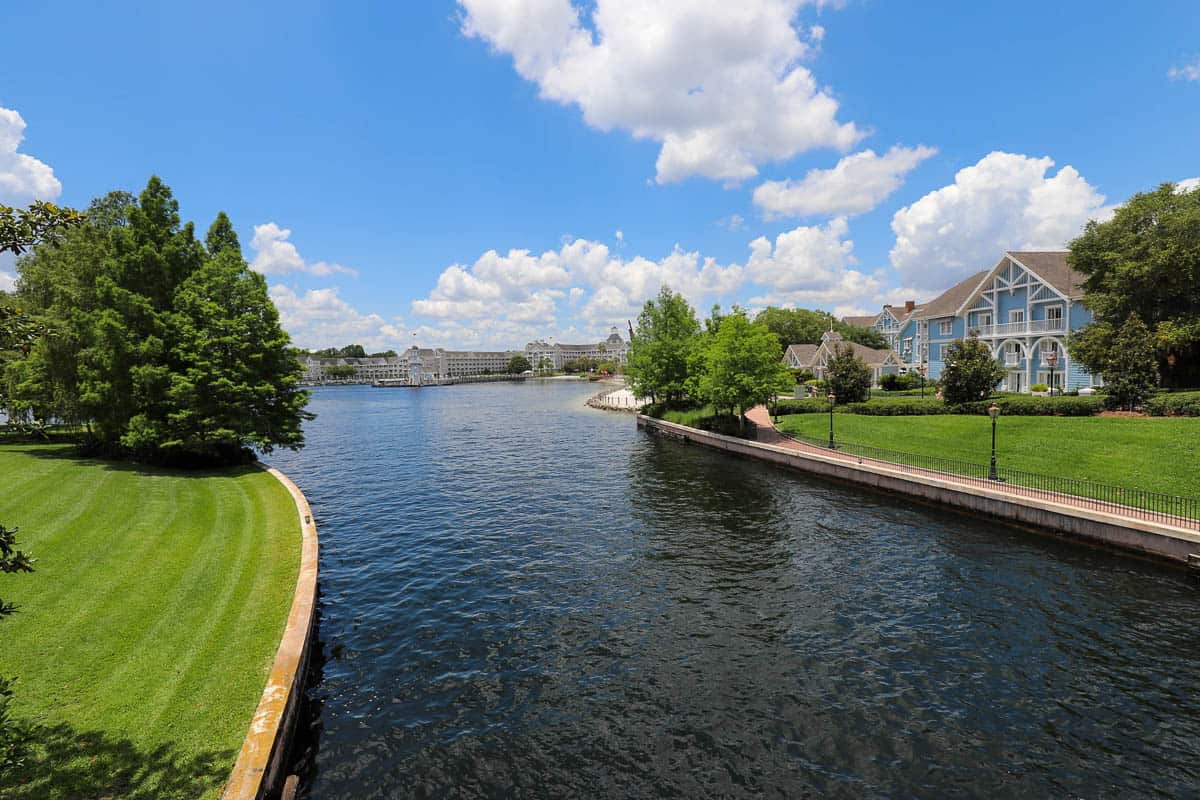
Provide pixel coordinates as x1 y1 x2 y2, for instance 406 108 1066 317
784 344 819 366
841 314 878 328
914 271 989 319
1005 251 1084 299
820 340 899 367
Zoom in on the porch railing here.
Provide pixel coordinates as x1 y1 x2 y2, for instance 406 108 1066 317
975 318 1067 338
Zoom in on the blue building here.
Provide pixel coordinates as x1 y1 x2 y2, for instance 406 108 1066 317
844 251 1101 392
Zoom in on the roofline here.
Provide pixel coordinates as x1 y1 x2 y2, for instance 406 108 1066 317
1002 251 1076 303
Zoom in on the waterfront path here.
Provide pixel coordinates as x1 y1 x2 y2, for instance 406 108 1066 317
742 405 1200 542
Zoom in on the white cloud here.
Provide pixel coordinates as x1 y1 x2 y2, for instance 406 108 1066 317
1168 58 1200 82
458 0 863 184
743 216 883 305
718 213 746 231
0 271 15 293
270 285 403 351
0 106 61 205
753 144 937 218
1176 177 1200 193
250 223 358 277
889 151 1108 290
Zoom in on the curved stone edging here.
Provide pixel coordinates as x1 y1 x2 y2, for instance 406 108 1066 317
222 466 319 800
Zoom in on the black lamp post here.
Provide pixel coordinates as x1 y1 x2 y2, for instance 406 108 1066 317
988 403 1001 481
772 392 779 424
1046 349 1058 396
919 363 927 398
827 391 837 449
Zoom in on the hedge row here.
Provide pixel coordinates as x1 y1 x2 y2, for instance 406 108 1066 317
1145 391 1200 417
778 394 1106 417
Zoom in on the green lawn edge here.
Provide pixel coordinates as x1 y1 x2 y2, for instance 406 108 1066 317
0 443 302 800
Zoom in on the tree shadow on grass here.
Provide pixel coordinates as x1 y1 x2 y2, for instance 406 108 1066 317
0 721 234 800
2 442 261 480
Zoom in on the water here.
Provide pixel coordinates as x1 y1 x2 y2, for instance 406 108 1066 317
266 382 1200 799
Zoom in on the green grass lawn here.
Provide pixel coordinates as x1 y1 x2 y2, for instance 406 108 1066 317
776 413 1200 500
0 444 301 799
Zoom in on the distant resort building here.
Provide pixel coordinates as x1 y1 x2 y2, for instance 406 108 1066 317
300 328 629 385
839 251 1101 392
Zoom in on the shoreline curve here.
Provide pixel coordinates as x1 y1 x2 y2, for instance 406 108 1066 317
222 465 319 800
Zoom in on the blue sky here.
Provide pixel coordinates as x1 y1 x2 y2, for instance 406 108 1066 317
2 0 1197 350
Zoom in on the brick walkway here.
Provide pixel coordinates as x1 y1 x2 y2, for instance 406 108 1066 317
742 405 1200 534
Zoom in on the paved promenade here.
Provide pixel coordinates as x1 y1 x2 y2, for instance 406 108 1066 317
743 405 1200 536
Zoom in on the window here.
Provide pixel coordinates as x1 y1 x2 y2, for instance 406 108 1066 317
902 337 912 356
977 313 992 328
1009 309 1025 324
938 320 952 336
1040 340 1059 355
1046 305 1064 328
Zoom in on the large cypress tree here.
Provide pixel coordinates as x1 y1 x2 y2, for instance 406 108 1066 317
162 214 310 463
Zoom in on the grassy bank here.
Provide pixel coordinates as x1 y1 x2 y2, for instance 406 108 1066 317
0 444 301 799
776 414 1200 499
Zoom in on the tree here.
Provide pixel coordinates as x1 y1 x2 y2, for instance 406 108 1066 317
1100 314 1158 410
160 238 312 463
626 286 701 403
506 355 531 374
7 178 311 464
1068 182 1200 387
755 306 887 356
825 344 871 403
323 364 358 380
0 201 83 256
940 336 1006 404
692 309 791 419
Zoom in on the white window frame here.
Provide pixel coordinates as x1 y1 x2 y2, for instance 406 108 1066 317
938 320 953 336
1037 370 1064 389
1009 309 1025 323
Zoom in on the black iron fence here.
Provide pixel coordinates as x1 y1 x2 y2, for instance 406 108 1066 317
777 429 1200 531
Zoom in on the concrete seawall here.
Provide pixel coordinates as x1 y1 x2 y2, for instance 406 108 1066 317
222 466 320 800
638 415 1200 566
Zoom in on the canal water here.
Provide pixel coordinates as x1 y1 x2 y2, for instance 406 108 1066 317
266 382 1200 799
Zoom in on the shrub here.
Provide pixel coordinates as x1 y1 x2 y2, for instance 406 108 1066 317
1030 383 1049 393
774 398 830 415
826 343 872 403
1145 391 1200 417
940 336 1007 404
954 396 1104 416
842 398 951 416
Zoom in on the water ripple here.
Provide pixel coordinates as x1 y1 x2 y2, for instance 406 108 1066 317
266 383 1200 799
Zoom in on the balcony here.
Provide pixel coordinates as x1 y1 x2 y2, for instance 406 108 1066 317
975 318 1066 338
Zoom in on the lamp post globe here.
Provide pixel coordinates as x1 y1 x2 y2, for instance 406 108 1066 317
988 403 1001 481
827 391 837 449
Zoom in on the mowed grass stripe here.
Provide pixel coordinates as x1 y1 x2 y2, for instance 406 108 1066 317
0 444 302 800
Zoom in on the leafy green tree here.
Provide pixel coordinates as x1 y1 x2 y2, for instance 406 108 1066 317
692 309 791 419
1069 182 1200 387
323 364 358 379
755 306 887 355
161 234 311 463
0 201 83 256
627 286 701 403
825 344 871 403
1098 314 1158 410
204 210 241 257
0 523 34 771
506 354 532 373
940 336 1006 404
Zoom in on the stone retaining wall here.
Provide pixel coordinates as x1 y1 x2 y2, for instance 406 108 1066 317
222 466 320 800
638 415 1200 566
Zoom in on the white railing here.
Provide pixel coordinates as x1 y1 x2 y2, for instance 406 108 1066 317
1004 353 1020 366
974 318 1066 338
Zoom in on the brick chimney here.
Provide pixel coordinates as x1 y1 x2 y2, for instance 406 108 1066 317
904 300 916 314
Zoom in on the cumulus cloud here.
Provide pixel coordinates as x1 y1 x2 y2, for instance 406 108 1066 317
458 0 862 184
0 271 15 293
743 217 883 306
270 285 403 351
718 213 746 231
1168 58 1200 82
250 223 358 277
889 151 1108 290
753 145 937 218
0 107 61 206
1176 177 1200 193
